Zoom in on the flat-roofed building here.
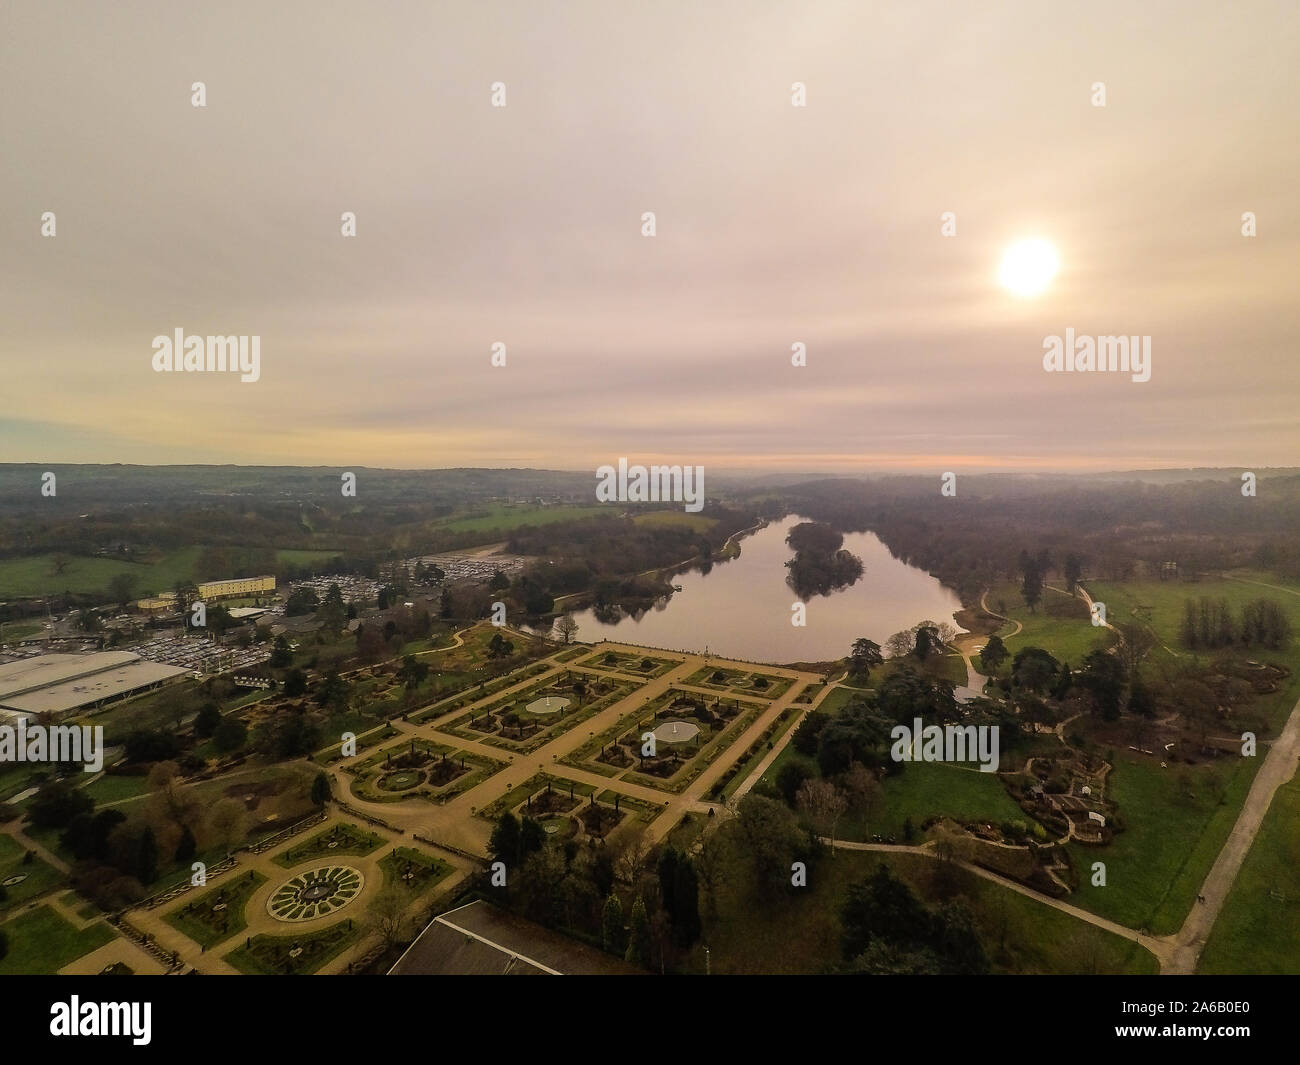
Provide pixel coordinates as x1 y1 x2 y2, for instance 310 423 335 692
0 651 188 720
197 575 276 600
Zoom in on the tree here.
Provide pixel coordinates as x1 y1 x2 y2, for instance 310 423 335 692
1019 553 1043 613
849 638 884 679
625 896 652 966
175 824 197 863
555 614 580 645
519 816 546 860
841 762 881 824
1079 649 1126 721
317 669 350 711
489 812 521 869
979 634 1008 673
884 629 914 659
775 756 816 806
913 624 940 660
670 857 701 946
1063 553 1084 593
841 864 929 959
134 826 159 884
311 771 331 806
1011 646 1059 694
796 778 847 853
396 656 430 692
601 893 626 954
212 718 247 754
194 702 222 739
730 794 809 897
1115 621 1157 679
207 798 250 850
28 779 94 830
317 583 346 636
269 634 293 668
283 669 308 698
368 886 412 951
107 572 137 609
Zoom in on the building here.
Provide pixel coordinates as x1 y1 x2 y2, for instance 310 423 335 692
197 575 276 601
389 900 641 976
136 595 176 615
0 651 189 722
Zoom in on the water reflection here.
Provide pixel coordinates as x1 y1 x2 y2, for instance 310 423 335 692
543 514 963 663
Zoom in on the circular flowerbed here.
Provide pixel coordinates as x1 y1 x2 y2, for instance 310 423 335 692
377 769 424 792
267 865 364 922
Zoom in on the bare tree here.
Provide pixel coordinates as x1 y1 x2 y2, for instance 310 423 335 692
206 797 250 851
555 614 579 645
367 886 412 951
611 824 652 884
796 778 847 854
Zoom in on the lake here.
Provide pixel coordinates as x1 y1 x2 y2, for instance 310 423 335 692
550 514 964 663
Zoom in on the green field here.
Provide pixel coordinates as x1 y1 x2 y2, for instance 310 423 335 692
1065 752 1258 935
844 761 1029 842
0 545 341 599
986 581 1111 665
436 503 613 534
0 905 115 974
1198 772 1300 974
81 773 153 805
631 511 718 533
697 849 1156 975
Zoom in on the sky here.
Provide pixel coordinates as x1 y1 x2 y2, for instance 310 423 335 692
2 1 1297 473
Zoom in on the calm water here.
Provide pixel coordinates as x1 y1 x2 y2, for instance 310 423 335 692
552 515 963 663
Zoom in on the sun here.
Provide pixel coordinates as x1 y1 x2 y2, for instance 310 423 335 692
998 238 1059 297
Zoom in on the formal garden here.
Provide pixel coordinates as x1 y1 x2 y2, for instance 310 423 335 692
378 846 454 896
681 664 794 700
272 822 385 867
224 918 362 975
345 737 507 804
561 686 763 793
164 870 268 948
577 648 683 678
441 671 639 753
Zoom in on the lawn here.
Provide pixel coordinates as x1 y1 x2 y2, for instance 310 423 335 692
1198 771 1300 974
0 832 65 911
986 580 1112 665
695 849 1156 974
436 503 613 534
842 761 1029 842
1065 750 1258 935
82 773 153 805
0 905 115 974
